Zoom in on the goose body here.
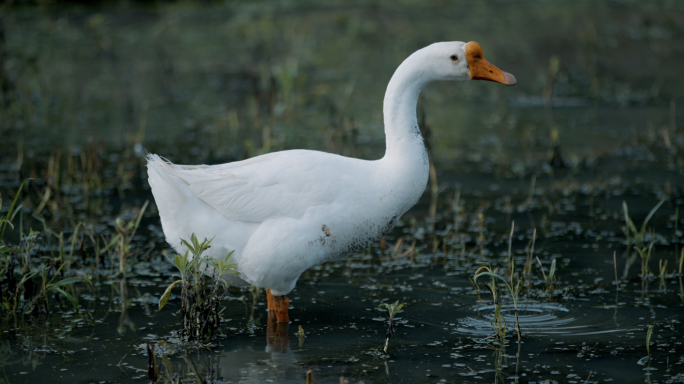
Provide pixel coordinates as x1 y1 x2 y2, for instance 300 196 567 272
147 148 425 295
147 41 515 302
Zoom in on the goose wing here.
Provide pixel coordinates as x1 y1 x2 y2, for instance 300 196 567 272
149 151 345 223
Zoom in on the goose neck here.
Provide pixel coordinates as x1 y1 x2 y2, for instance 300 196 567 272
382 52 432 160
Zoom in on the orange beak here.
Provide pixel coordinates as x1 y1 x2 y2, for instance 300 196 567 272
466 41 516 86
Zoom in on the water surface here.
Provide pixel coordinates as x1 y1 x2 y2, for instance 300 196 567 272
1 1 684 383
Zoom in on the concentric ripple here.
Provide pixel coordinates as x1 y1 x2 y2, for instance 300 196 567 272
454 302 637 337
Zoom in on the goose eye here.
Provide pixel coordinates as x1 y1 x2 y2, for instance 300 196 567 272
450 55 459 61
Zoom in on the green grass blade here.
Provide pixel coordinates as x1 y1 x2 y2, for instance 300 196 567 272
474 271 510 287
128 200 148 238
67 222 83 261
51 287 79 309
549 259 557 280
641 197 666 235
0 179 30 242
53 277 82 286
622 201 638 236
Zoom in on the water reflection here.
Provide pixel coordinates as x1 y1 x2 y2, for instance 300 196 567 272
116 278 135 335
242 286 261 328
493 347 505 384
266 311 294 360
210 317 301 383
168 301 301 382
154 314 302 382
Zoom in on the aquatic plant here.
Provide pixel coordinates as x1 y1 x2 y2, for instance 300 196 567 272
295 325 306 348
536 256 558 293
158 234 239 342
102 201 149 276
31 259 82 313
0 181 84 315
523 227 537 279
1 228 39 313
658 259 669 290
646 325 654 359
0 181 27 242
622 198 666 247
491 302 507 342
474 222 522 342
635 242 655 279
379 300 406 355
473 265 521 342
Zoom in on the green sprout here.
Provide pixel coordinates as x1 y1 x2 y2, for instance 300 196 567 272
102 201 148 276
536 256 557 293
635 242 655 279
379 300 406 355
622 198 666 246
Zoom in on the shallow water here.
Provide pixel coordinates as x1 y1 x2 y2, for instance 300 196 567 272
1 1 684 383
3 169 683 383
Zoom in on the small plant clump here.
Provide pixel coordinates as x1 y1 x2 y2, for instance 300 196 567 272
622 198 666 247
622 198 667 280
473 222 522 343
536 256 558 293
635 242 655 280
473 264 521 343
379 300 406 356
0 181 84 315
158 234 239 343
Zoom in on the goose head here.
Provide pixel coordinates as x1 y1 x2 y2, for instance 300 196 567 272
423 41 516 86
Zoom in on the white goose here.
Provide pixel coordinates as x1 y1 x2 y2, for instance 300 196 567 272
147 41 515 322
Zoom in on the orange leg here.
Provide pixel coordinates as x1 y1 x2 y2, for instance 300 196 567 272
273 295 290 323
266 289 274 311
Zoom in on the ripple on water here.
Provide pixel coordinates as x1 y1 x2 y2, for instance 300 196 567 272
454 302 638 337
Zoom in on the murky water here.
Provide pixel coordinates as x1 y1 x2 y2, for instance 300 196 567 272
1 1 684 383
